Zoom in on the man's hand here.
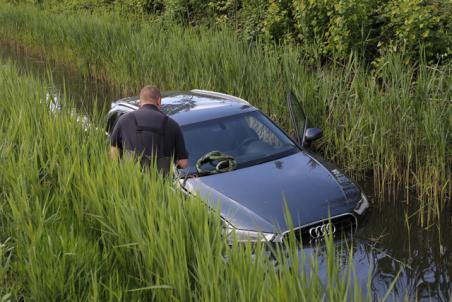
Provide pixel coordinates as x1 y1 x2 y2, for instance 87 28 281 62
176 159 188 169
110 146 120 159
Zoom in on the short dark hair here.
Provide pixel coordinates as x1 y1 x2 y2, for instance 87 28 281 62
140 85 161 103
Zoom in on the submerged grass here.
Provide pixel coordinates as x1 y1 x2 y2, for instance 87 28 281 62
0 3 450 222
0 60 378 300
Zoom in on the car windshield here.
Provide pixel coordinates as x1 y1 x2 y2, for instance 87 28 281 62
181 111 299 175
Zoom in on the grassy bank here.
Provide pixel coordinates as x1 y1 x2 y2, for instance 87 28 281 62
0 3 450 224
7 0 452 64
0 60 376 300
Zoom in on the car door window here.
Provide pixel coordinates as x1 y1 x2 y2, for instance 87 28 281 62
287 92 307 146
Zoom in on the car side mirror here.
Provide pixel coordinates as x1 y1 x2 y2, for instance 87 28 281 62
305 128 323 142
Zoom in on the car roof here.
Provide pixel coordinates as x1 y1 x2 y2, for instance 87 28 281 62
114 89 257 126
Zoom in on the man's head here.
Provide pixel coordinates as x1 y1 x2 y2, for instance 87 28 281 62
139 85 161 108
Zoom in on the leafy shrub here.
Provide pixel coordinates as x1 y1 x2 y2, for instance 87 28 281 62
114 0 165 14
261 0 294 43
207 0 239 25
378 0 452 63
238 0 268 41
292 0 330 53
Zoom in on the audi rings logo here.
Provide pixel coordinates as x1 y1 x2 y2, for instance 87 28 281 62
308 223 336 239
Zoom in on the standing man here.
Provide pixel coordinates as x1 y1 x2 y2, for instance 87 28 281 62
110 85 188 171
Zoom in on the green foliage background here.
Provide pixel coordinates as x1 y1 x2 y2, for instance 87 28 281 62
7 0 452 64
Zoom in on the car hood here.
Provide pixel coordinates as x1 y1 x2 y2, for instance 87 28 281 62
185 152 360 233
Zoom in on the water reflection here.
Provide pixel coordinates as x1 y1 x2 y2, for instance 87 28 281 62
356 199 452 301
283 229 450 301
0 40 123 112
161 97 197 115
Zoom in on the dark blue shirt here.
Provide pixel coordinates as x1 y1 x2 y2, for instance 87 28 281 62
110 104 188 162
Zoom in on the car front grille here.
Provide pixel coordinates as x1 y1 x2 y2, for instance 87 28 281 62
284 214 358 243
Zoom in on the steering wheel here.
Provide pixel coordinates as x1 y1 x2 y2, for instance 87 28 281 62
236 137 256 151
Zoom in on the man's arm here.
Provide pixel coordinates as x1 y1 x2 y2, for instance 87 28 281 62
173 122 188 169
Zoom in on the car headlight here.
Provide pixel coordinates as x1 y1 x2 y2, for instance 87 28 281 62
223 221 275 242
353 192 369 215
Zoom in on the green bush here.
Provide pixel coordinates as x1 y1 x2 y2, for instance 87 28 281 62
292 0 330 53
378 0 452 63
207 0 238 25
261 0 293 43
238 0 268 41
114 0 165 14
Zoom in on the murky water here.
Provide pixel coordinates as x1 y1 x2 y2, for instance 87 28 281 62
1 41 450 301
0 41 123 112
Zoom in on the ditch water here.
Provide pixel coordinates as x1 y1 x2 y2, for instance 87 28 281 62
1 42 450 301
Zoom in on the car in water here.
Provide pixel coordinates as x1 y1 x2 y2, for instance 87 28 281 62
106 90 369 243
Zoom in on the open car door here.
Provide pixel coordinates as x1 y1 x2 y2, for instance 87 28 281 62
287 91 307 146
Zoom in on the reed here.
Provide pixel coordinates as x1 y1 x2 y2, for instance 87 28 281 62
0 2 449 223
0 60 383 300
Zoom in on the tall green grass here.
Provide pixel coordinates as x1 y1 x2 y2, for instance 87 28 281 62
0 60 378 300
0 2 450 224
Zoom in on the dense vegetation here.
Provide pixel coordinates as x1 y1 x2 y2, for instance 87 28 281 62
0 60 379 301
0 2 450 224
6 0 452 64
0 1 449 299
